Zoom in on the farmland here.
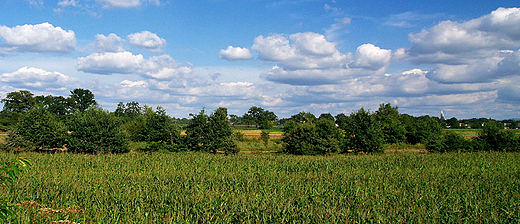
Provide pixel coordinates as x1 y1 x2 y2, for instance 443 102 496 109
1 150 519 223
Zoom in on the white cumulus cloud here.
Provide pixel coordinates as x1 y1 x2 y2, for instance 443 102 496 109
77 51 192 80
0 67 77 91
127 31 166 52
350 44 392 71
219 46 254 61
95 33 125 52
0 22 76 54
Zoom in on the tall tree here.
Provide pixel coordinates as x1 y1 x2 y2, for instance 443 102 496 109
1 90 36 113
374 103 407 144
243 106 278 129
341 108 384 153
68 88 97 112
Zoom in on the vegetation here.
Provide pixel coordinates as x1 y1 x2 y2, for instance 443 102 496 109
0 152 519 223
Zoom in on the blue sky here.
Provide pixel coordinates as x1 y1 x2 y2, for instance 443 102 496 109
0 0 519 119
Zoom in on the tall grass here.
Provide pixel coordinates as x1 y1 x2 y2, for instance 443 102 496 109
1 151 519 223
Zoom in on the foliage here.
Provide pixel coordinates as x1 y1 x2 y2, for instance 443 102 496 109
243 106 278 129
67 108 129 154
426 131 474 153
1 90 36 113
185 107 238 154
11 106 68 151
282 118 341 155
374 103 406 144
476 121 519 152
341 108 384 153
68 88 97 112
404 115 443 145
0 157 32 220
208 107 239 155
318 113 335 121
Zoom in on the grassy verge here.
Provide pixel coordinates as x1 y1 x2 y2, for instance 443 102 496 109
1 151 519 223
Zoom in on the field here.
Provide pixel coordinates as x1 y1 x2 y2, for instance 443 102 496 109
1 151 519 223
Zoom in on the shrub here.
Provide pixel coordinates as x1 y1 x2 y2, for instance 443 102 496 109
185 107 238 154
477 121 519 152
67 108 129 154
426 131 473 153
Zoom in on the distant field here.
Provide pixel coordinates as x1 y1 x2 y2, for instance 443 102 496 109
1 151 519 223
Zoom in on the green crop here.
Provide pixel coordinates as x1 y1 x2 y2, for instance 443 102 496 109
0 151 518 223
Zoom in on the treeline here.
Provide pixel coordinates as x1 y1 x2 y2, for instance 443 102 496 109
0 89 518 155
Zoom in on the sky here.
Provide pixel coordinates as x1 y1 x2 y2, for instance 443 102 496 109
0 0 519 119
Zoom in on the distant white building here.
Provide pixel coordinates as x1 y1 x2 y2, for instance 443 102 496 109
440 111 446 121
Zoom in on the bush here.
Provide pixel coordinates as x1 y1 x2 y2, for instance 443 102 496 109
476 121 519 152
67 108 129 154
426 131 473 153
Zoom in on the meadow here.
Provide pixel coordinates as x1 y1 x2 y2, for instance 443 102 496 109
1 151 519 223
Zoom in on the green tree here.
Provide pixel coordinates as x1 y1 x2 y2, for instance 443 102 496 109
426 131 473 153
446 117 460 129
341 108 384 153
318 113 334 121
1 90 36 113
477 121 519 152
68 88 97 112
11 106 68 151
404 115 443 145
282 117 341 155
208 107 238 154
374 103 407 144
290 111 316 123
243 106 278 129
185 109 211 152
185 108 238 154
67 108 128 154
35 95 70 116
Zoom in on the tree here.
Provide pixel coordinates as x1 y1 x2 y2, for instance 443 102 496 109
426 131 473 153
476 121 519 152
68 88 97 112
229 114 240 126
290 111 316 123
319 113 334 121
341 108 384 153
208 107 238 154
11 106 68 150
446 117 460 129
243 106 278 129
374 103 406 144
67 108 128 154
1 90 35 113
185 107 238 154
35 95 70 116
185 109 211 152
404 115 443 145
282 117 341 155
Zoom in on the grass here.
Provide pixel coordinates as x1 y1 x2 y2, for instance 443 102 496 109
1 151 519 223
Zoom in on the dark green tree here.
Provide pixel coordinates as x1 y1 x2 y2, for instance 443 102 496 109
35 95 70 116
1 90 36 113
67 108 128 154
11 106 68 151
243 106 278 129
446 117 460 129
68 88 97 112
208 107 238 154
318 113 335 121
185 109 211 152
341 108 384 153
374 103 407 144
476 121 519 152
282 117 341 155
